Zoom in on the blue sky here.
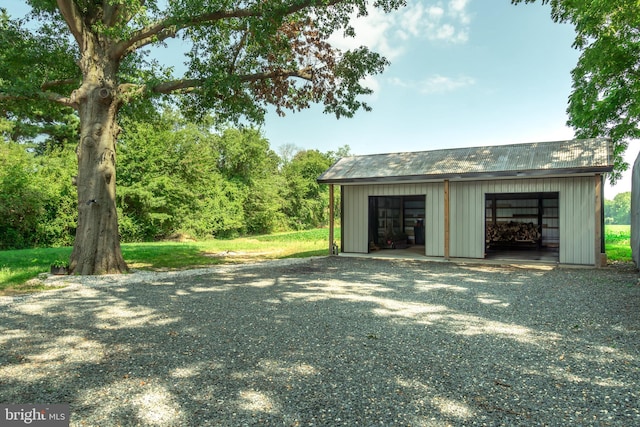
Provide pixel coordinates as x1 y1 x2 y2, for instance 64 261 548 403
260 0 637 198
5 1 637 197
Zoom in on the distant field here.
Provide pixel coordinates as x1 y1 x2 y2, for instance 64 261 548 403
605 224 631 262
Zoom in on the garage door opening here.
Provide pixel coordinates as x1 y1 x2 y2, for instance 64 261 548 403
368 196 425 253
485 192 559 262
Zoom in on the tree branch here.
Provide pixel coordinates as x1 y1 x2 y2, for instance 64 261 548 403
56 0 85 48
239 68 314 82
110 9 251 60
149 79 204 94
140 68 314 95
0 91 77 109
111 0 340 60
229 29 250 75
41 78 79 91
102 1 122 27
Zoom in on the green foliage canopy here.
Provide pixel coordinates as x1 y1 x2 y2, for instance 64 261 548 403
605 191 631 225
0 138 76 249
513 0 640 182
1 112 340 248
281 149 333 229
116 111 284 240
1 0 403 274
1 0 401 124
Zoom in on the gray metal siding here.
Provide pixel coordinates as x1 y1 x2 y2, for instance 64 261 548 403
342 176 596 265
342 183 444 255
425 185 445 257
559 177 595 265
450 182 484 258
448 177 595 264
342 186 369 253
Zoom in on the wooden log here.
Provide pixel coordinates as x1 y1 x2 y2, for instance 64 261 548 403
486 221 540 244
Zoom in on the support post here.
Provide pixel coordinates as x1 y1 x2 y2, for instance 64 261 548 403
444 179 450 260
329 184 335 255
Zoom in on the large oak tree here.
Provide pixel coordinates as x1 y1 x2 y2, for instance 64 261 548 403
0 0 403 274
514 0 640 182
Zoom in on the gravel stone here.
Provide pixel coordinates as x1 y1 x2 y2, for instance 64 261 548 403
1 257 639 426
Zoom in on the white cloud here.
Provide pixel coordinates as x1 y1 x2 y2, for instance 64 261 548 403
450 0 471 21
389 75 476 94
329 0 473 59
429 6 445 19
397 0 471 44
419 75 476 93
326 1 473 98
328 8 406 60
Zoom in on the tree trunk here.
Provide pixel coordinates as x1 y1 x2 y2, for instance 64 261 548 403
69 53 128 275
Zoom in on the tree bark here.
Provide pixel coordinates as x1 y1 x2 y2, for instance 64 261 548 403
68 46 128 275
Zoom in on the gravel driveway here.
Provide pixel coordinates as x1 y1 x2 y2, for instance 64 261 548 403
1 257 639 426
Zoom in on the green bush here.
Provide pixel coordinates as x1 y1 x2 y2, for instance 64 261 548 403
2 111 340 248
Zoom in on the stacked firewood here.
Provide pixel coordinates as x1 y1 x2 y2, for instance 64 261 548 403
486 222 541 244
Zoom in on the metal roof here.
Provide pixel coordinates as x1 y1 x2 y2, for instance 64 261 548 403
317 138 614 184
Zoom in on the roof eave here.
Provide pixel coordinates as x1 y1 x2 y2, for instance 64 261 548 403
317 166 614 185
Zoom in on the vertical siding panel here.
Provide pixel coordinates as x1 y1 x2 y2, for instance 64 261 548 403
574 177 593 265
354 186 360 251
362 185 368 252
582 178 595 264
463 182 473 258
351 186 359 252
439 183 445 256
423 185 430 255
449 183 459 257
452 183 460 257
341 177 594 265
520 179 527 193
574 178 585 263
343 186 351 252
547 177 592 265
425 184 435 256
466 183 475 258
451 182 462 258
357 186 368 253
361 186 369 253
558 177 595 265
472 182 485 258
450 181 484 258
343 186 354 253
425 185 434 255
465 184 473 257
426 183 445 257
575 178 587 264
559 179 570 263
350 186 362 253
463 183 471 256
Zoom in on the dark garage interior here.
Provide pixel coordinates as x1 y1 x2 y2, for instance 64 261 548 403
368 196 425 251
485 192 559 262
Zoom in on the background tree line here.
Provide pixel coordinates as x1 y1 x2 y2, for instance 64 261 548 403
0 109 345 250
605 192 631 225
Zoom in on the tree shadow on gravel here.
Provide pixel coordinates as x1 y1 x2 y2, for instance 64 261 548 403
1 257 639 426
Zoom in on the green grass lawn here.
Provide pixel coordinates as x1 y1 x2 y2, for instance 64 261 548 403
0 225 634 294
605 224 632 263
0 228 341 293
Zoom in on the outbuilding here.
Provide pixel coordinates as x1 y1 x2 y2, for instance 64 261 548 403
318 138 614 267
